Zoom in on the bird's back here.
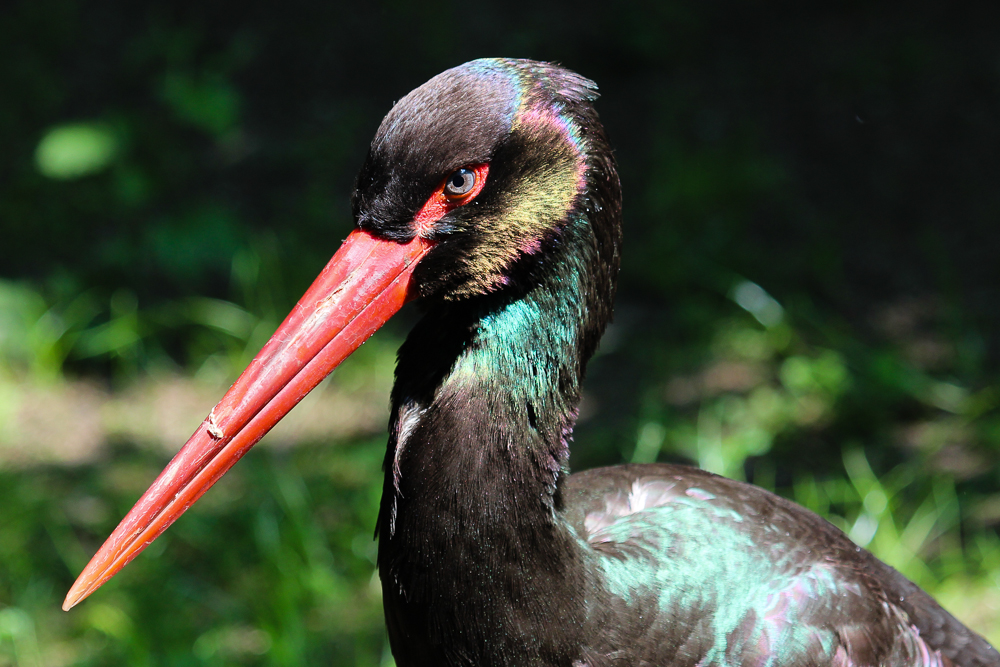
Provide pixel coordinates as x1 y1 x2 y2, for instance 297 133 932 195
561 464 998 667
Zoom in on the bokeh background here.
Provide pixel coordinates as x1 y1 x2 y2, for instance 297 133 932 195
3 1 1000 664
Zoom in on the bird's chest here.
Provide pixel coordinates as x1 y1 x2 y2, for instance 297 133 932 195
378 497 590 667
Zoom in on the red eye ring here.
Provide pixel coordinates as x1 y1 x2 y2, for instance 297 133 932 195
412 163 490 235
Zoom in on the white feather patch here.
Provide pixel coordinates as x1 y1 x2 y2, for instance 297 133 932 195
393 400 427 493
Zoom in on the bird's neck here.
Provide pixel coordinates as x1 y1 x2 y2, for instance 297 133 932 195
384 214 608 527
377 216 610 628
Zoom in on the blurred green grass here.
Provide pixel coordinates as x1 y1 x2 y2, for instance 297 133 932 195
0 439 391 666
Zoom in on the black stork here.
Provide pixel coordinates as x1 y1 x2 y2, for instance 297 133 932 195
64 58 997 666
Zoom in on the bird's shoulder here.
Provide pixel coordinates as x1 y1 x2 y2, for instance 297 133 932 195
558 463 998 667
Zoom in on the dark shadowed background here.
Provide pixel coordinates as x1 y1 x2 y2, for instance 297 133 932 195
2 1 1000 664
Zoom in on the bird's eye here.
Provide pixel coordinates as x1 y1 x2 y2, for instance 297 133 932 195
443 168 476 199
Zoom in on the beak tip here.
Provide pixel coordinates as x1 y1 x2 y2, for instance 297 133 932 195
63 578 92 611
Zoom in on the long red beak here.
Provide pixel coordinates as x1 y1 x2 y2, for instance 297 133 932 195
63 229 433 610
